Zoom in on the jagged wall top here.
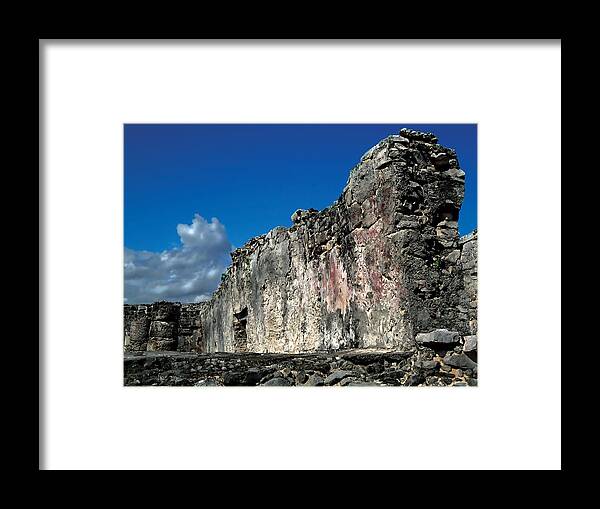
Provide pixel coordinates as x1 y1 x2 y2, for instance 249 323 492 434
219 129 463 294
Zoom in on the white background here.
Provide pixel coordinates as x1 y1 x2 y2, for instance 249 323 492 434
41 40 561 470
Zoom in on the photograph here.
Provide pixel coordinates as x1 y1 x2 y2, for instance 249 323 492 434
123 124 478 387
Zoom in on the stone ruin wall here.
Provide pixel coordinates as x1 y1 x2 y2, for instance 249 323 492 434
123 129 478 354
459 230 478 335
124 302 206 353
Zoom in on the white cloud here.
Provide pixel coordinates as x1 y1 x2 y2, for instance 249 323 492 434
124 214 232 303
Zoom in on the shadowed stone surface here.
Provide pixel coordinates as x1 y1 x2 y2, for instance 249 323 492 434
124 348 477 387
443 352 478 370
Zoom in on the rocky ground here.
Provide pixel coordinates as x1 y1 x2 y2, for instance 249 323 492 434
124 342 477 387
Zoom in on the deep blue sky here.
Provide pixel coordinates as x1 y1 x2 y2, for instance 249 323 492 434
125 124 477 251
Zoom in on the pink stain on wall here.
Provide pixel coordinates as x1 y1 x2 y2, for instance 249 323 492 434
368 268 384 299
322 249 349 315
351 221 390 303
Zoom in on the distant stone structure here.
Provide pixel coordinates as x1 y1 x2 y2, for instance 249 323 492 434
124 302 205 353
124 129 477 354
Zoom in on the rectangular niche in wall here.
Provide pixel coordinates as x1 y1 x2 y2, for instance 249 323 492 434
233 307 248 353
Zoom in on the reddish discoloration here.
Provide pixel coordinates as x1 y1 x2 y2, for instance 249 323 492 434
351 220 395 303
352 221 382 246
321 249 349 314
368 268 384 298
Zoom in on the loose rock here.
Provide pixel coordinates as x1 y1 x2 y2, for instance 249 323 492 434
444 353 478 370
324 370 354 385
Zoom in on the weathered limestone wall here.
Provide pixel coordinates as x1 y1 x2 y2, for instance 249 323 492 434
459 230 478 335
198 129 472 353
124 302 206 352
